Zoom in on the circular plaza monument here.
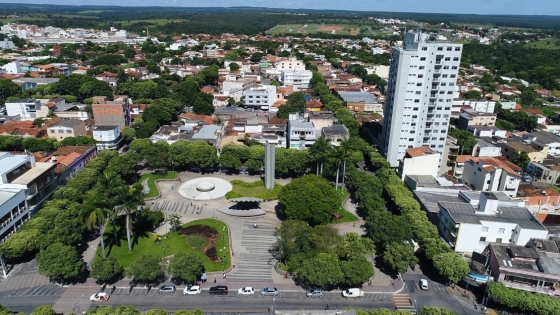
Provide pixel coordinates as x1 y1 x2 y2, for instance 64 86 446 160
178 177 232 200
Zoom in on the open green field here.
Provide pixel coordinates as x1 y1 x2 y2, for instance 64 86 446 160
115 19 176 27
267 23 363 36
102 218 231 272
526 39 560 50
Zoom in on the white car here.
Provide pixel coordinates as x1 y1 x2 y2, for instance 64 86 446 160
90 292 110 302
420 279 429 290
183 285 201 295
238 287 255 295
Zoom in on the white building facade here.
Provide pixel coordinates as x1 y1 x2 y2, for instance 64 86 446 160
281 70 312 91
242 85 276 111
275 58 306 71
93 126 122 151
381 32 463 168
397 147 440 180
5 99 41 120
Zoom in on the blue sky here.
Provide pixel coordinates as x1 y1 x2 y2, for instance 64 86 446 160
3 0 560 15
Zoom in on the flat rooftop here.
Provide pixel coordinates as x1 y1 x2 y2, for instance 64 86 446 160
11 163 55 185
0 154 28 174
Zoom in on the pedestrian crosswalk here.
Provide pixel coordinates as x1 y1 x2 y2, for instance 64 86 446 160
226 222 275 283
149 200 210 216
1 284 66 298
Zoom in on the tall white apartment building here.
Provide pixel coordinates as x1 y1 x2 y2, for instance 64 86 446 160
281 70 312 91
275 58 306 71
381 32 463 168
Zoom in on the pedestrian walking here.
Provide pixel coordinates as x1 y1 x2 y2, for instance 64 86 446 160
224 274 227 279
222 272 226 279
353 223 355 227
233 263 235 268
214 278 216 283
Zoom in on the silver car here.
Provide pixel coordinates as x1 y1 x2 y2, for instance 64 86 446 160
260 286 279 296
306 288 323 298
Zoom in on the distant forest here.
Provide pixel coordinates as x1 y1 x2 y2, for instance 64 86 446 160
1 4 560 35
0 3 560 35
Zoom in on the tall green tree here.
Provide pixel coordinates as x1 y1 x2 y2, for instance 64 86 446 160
432 252 470 284
297 253 343 287
309 137 332 175
512 151 531 169
36 243 84 282
82 191 112 259
168 252 205 284
449 129 476 155
90 256 124 283
116 185 145 252
127 255 165 284
382 242 418 274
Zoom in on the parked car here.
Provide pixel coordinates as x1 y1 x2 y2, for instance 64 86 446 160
90 292 109 302
260 286 279 296
305 288 323 298
420 279 429 290
183 285 201 295
342 288 364 299
158 284 176 294
238 287 255 295
209 286 228 296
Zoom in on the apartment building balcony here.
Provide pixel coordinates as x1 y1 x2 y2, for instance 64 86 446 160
501 277 558 296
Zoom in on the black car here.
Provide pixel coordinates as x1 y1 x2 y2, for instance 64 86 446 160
209 286 228 296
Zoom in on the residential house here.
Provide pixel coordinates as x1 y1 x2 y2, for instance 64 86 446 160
47 119 86 141
306 99 323 112
338 91 382 113
472 138 503 158
397 146 440 180
42 146 97 184
321 125 350 147
526 156 560 185
458 110 497 130
192 125 224 148
11 78 59 91
468 126 507 139
5 98 41 120
522 131 560 157
287 113 315 150
308 111 336 133
95 71 118 87
275 58 306 71
502 140 548 164
438 191 547 254
452 99 496 115
462 156 522 197
483 241 560 295
251 122 287 148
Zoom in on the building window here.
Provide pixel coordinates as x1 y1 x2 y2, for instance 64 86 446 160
418 74 424 78
49 129 55 133
422 47 427 51
66 130 72 134
419 66 425 69
482 226 489 232
447 47 452 51
480 237 486 242
496 238 502 243
445 57 450 61
416 83 422 86
455 47 461 51
498 228 505 233
437 47 443 51
420 57 426 61
452 66 458 69
453 57 459 61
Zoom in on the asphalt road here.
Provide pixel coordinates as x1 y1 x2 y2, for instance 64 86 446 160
90 291 395 312
403 274 480 315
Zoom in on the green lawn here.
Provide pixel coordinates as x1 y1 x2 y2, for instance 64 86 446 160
526 39 560 50
231 182 268 196
137 171 178 198
101 218 230 272
333 188 359 224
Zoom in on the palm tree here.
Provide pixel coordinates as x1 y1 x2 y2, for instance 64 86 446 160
339 138 352 189
332 143 352 191
116 185 145 252
97 172 123 245
82 192 112 259
309 137 332 175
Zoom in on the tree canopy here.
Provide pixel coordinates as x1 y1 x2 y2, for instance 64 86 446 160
278 175 339 226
